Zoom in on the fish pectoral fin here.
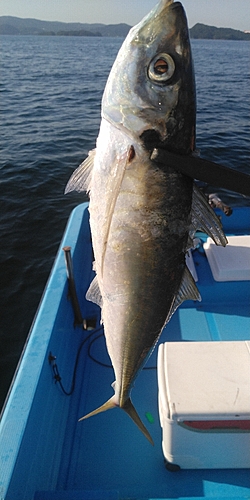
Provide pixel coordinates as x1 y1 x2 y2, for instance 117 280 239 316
122 398 154 446
190 184 227 246
79 396 117 421
65 149 96 194
168 265 201 323
86 275 103 307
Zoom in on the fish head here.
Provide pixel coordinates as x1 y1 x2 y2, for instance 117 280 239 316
102 0 196 154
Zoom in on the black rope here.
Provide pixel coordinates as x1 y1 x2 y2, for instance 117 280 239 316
87 333 112 368
49 326 104 396
50 326 157 396
87 332 157 371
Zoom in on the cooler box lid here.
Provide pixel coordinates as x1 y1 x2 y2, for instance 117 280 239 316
157 341 250 421
204 235 250 281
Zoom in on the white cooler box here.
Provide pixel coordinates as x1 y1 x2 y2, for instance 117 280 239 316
204 235 250 281
157 341 250 469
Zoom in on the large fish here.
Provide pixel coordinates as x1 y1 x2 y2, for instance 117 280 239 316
66 0 227 445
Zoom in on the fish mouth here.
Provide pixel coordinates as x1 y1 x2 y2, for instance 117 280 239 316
152 0 186 19
170 1 184 9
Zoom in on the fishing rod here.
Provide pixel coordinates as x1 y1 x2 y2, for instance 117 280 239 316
151 148 250 198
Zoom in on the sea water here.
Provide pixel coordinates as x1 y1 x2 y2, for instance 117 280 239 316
0 36 249 408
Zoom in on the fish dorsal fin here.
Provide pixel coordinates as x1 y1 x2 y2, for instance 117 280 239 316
167 265 201 323
190 184 227 247
65 149 96 194
100 145 133 275
86 275 103 307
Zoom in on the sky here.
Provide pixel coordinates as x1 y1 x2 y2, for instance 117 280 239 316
0 0 249 31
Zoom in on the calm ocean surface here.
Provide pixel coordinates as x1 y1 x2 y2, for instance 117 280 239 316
0 36 249 409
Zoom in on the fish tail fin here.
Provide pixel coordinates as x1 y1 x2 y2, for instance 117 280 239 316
122 398 154 446
79 396 117 421
79 396 154 446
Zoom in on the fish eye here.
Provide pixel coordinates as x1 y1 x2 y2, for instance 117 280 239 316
148 53 175 83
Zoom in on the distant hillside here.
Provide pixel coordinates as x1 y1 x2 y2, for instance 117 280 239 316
0 16 131 37
0 16 249 40
190 23 250 41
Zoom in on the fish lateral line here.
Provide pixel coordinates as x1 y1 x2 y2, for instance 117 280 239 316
100 142 138 277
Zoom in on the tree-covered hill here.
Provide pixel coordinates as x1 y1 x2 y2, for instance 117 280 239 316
0 16 249 40
190 23 250 41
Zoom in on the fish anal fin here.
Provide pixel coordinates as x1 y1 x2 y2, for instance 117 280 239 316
122 397 154 446
65 149 96 194
86 275 103 307
167 265 201 323
190 184 227 247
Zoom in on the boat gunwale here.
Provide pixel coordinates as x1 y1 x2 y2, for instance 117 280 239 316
0 202 89 495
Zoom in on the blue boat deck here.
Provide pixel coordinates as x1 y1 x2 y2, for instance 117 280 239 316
1 204 250 500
